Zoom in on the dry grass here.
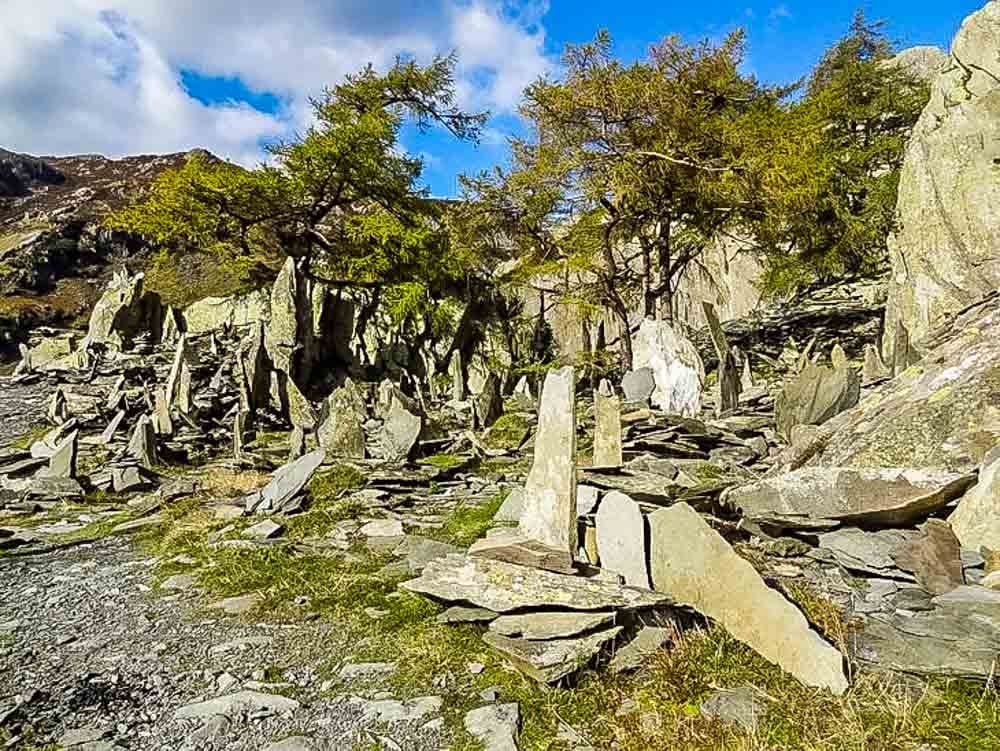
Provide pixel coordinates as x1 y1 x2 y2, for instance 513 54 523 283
199 468 271 498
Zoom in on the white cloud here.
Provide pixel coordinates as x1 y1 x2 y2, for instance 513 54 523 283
0 0 552 165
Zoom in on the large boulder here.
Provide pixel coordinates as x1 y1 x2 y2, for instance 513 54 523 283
730 466 974 530
632 319 705 417
883 2 1000 362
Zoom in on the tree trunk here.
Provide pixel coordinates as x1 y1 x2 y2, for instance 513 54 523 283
656 219 673 323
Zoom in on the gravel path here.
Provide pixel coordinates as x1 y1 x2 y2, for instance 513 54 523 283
0 377 49 445
0 538 447 751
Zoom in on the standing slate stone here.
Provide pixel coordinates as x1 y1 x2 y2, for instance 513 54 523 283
774 360 860 441
740 356 754 390
649 502 848 695
99 410 126 445
239 322 272 414
380 399 423 463
593 379 622 468
862 344 891 383
318 379 367 459
473 373 503 430
518 366 578 554
595 490 649 588
512 376 534 411
233 410 250 462
449 351 466 402
166 334 194 414
152 388 173 436
128 416 158 470
892 519 964 596
288 425 306 461
43 430 78 479
48 388 68 425
702 301 740 416
621 367 656 405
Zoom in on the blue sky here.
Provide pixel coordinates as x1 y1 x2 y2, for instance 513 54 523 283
0 0 983 197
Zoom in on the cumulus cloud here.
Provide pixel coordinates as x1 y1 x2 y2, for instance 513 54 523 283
0 0 552 165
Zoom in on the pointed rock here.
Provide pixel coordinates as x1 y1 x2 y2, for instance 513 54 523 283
862 344 891 383
99 410 126 446
649 502 847 694
775 361 860 441
152 388 173 436
473 373 503 430
449 351 466 402
512 376 534 411
244 449 326 515
702 301 740 415
518 366 577 554
128 416 159 470
380 398 422 463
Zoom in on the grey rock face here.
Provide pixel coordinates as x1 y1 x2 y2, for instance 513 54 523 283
856 585 1000 678
775 361 860 441
518 366 577 553
884 2 1000 361
649 502 848 694
318 379 367 459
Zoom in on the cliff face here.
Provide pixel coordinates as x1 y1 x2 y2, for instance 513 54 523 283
0 149 202 354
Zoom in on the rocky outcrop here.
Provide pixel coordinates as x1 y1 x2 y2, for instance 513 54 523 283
805 293 1000 473
884 1 1000 361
